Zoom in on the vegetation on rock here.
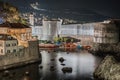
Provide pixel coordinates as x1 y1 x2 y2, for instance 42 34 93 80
0 1 28 25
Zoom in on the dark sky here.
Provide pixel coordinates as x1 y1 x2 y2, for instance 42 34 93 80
3 0 120 18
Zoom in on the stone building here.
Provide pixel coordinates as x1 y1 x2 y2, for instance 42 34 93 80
41 19 62 41
0 34 19 55
60 23 94 46
32 25 43 39
31 19 119 46
0 22 40 69
94 20 119 43
0 22 32 47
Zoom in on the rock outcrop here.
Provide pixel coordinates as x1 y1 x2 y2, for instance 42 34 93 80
90 43 120 80
94 55 120 80
90 43 120 58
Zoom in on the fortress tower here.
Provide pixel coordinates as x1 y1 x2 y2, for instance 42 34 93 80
41 19 62 41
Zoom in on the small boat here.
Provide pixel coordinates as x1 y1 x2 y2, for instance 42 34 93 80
39 44 58 48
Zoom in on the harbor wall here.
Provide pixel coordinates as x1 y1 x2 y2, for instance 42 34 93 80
0 40 40 70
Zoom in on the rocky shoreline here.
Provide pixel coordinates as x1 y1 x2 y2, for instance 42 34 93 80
90 43 120 80
90 43 120 60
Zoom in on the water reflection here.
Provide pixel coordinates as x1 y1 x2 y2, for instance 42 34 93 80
0 50 102 80
39 50 102 80
0 63 39 80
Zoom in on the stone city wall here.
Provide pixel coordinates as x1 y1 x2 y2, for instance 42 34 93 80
0 40 40 70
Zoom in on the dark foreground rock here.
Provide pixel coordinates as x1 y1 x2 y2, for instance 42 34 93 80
90 43 120 61
94 55 120 80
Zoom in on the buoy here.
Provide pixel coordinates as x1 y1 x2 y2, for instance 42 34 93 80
25 71 29 75
21 71 31 80
3 70 9 77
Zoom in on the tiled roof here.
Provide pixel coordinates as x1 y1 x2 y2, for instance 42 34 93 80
0 22 30 28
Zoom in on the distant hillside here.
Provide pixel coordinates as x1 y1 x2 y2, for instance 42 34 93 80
4 1 110 23
31 8 110 23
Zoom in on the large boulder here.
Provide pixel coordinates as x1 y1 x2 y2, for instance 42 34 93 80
94 55 120 80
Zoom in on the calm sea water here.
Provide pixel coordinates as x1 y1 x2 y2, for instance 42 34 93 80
0 50 102 80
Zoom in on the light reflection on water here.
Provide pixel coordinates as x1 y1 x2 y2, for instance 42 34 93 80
0 50 102 80
0 63 39 80
39 50 102 80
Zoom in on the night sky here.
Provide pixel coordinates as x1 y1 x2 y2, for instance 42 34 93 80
3 0 120 18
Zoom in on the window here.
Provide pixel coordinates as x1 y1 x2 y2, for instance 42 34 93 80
19 49 23 52
7 50 10 53
0 44 2 47
1 49 3 53
0 35 3 39
8 36 12 40
12 43 16 46
6 44 10 47
13 49 16 53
